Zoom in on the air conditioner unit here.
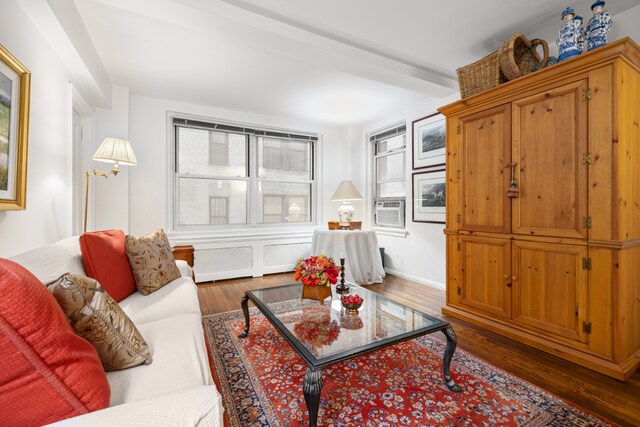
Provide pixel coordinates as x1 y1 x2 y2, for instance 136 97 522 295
374 199 405 228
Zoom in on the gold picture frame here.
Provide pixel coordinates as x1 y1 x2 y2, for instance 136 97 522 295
0 43 30 210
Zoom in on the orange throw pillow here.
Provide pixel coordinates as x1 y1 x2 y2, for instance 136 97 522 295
80 229 136 302
0 259 110 426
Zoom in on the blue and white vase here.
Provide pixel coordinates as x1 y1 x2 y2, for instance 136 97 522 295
587 1 612 51
558 7 584 62
575 15 587 53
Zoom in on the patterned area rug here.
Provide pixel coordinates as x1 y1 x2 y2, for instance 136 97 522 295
203 307 611 427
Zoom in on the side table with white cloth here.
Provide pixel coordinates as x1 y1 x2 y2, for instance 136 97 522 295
310 229 385 284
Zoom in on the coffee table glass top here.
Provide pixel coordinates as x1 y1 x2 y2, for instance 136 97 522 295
246 283 447 368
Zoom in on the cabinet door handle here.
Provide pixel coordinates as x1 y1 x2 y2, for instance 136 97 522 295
512 276 517 281
504 274 512 287
507 163 519 198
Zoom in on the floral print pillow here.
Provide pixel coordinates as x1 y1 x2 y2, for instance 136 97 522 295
47 273 152 371
125 229 181 295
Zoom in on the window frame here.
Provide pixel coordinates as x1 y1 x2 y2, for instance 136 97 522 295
170 114 318 232
371 123 407 229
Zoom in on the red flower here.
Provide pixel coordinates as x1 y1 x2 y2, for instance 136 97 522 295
294 254 338 287
325 266 338 284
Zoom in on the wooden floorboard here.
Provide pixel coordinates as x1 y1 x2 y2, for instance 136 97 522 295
197 273 640 426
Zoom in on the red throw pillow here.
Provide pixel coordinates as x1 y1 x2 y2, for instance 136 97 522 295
0 259 110 426
80 229 136 302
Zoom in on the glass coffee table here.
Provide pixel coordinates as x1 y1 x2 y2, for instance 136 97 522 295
239 283 461 427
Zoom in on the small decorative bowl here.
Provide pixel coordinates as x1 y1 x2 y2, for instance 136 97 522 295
341 296 363 315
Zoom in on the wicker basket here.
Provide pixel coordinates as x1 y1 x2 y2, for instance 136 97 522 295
301 284 332 305
457 50 507 99
498 35 549 81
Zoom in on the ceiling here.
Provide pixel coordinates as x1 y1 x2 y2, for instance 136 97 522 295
73 0 640 126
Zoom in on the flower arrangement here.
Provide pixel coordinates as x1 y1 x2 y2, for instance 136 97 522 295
294 254 339 287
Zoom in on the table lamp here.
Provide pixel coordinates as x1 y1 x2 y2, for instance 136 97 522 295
331 180 363 225
83 137 137 232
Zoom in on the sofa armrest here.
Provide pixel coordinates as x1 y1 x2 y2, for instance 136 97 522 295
175 260 194 279
46 385 223 427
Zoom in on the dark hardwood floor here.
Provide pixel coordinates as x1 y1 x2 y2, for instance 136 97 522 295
197 273 640 426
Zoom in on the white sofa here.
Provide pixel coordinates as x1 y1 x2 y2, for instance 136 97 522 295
9 236 224 427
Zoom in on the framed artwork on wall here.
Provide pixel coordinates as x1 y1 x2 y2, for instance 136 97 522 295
0 43 30 210
412 169 445 224
412 112 445 170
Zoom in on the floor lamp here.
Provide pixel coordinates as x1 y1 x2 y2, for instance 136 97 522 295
83 137 138 233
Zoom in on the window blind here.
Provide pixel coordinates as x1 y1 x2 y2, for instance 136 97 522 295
172 117 318 141
369 124 406 143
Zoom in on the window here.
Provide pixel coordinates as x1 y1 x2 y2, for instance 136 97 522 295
371 124 406 228
173 117 316 229
258 136 312 224
176 126 248 226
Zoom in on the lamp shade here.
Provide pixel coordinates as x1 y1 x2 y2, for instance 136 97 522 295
92 138 137 166
331 180 363 201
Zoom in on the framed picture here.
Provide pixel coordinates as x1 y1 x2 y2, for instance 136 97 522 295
412 169 446 223
0 43 30 210
412 112 446 170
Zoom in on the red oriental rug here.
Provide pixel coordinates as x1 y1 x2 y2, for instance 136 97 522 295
203 306 612 427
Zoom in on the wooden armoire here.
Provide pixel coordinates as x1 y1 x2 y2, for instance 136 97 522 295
439 38 640 381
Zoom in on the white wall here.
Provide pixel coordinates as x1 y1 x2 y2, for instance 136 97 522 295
93 86 130 231
612 4 640 42
121 94 350 280
0 1 73 256
350 94 460 289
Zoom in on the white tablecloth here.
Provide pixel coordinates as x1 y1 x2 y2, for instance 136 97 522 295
310 229 385 284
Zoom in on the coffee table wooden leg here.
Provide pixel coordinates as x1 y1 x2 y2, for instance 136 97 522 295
303 368 323 427
239 294 250 338
443 325 462 392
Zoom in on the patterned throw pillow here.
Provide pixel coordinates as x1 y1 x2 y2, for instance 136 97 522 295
125 229 181 295
47 273 152 371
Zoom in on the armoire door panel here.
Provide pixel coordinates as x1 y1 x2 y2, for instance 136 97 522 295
446 235 461 307
512 79 588 239
460 236 511 318
459 105 511 233
512 241 589 344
